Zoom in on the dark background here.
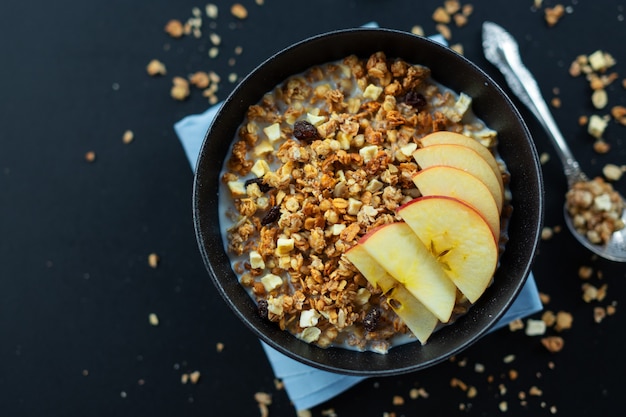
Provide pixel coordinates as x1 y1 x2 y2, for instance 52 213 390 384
1 0 625 416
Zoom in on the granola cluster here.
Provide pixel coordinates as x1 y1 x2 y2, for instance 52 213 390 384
565 177 625 245
221 52 501 352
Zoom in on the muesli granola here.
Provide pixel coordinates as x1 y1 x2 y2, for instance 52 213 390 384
220 52 508 353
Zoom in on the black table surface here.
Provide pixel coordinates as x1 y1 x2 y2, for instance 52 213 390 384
2 1 626 416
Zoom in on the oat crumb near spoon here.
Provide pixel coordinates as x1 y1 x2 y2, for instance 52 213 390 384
482 21 626 262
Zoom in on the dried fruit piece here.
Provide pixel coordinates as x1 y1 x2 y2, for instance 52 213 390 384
541 336 564 352
293 120 320 141
171 77 190 101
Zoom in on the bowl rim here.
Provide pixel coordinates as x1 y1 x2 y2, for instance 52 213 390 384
192 27 544 376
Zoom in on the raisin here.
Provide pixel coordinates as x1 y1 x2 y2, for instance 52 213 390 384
257 299 269 319
293 120 319 142
363 307 381 332
261 205 280 226
245 177 271 193
405 91 427 110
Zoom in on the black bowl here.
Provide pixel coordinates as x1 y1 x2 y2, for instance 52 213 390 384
193 28 544 376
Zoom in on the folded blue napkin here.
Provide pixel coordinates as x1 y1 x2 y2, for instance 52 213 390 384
173 26 543 411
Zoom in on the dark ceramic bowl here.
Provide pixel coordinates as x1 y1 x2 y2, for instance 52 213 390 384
193 28 544 376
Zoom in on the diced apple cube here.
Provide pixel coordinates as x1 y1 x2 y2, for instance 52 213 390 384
332 223 346 235
299 309 321 328
347 198 363 215
249 250 265 269
263 122 282 142
261 273 283 292
254 140 274 156
363 84 383 100
251 159 271 177
275 237 294 256
306 112 326 126
227 180 246 197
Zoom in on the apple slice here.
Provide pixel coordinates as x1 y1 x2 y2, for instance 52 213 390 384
345 245 438 344
418 131 504 192
358 222 457 323
412 144 503 212
397 196 498 304
411 165 500 240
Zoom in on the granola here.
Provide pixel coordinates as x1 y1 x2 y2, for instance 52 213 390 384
219 52 507 353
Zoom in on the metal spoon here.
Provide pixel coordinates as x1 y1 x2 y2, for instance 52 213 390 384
482 21 626 262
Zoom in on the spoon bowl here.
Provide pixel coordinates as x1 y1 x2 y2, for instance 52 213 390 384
482 21 626 262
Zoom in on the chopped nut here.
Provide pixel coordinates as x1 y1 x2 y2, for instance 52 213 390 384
593 140 610 154
411 25 425 36
529 386 543 396
216 342 224 352
539 292 551 305
148 313 159 326
230 3 248 19
205 3 218 18
508 318 524 331
146 59 167 76
436 23 452 40
541 227 554 240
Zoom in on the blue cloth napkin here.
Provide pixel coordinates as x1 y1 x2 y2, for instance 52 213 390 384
173 27 543 411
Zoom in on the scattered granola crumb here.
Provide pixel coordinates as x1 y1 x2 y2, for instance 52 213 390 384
82 369 89 376
255 392 271 417
181 373 189 384
467 385 478 398
554 311 573 331
122 130 134 144
541 336 564 353
539 292 551 305
551 97 561 108
146 59 167 76
529 386 543 396
594 306 607 323
171 77 190 101
578 265 593 279
498 400 508 412
255 0 265 5
593 140 610 154
148 313 159 326
541 227 554 240
189 71 211 89
296 410 312 417
509 318 524 331
503 354 516 364
392 395 404 405
591 89 608 109
411 25 425 36
450 43 464 55
508 369 518 380
205 3 218 19
544 4 565 26
274 378 284 390
189 370 201 384
85 151 96 163
120 391 127 398
216 342 224 352
539 152 550 165
208 46 219 58
228 73 238 83
164 19 184 38
611 105 626 125
474 362 485 373
542 310 556 327
231 3 248 19
602 164 623 181
436 23 452 40
148 253 159 268
432 6 451 23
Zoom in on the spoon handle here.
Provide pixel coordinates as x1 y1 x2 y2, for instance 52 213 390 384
482 22 587 186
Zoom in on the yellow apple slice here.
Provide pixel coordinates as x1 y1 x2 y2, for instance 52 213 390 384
345 244 439 344
418 131 504 192
397 196 498 304
412 144 503 212
411 165 500 240
359 222 457 323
